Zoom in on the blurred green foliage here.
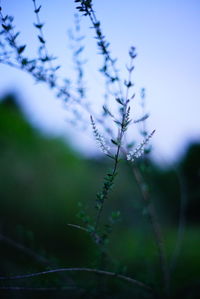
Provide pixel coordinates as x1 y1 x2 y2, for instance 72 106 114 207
0 94 200 298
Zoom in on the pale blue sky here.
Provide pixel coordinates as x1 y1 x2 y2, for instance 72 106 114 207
0 0 200 164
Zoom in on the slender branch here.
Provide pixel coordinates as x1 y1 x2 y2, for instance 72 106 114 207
32 0 52 63
0 267 153 292
0 286 77 291
67 223 88 232
89 9 123 98
0 233 49 266
132 165 170 297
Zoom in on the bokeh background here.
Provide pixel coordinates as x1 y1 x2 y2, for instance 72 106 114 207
0 0 200 298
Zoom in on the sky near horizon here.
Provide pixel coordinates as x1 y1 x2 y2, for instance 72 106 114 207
0 0 200 164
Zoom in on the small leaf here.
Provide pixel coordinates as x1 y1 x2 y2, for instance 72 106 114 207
2 24 11 31
34 23 44 29
129 46 137 59
94 21 100 28
38 35 45 44
2 15 8 22
13 32 20 41
34 5 41 13
115 98 124 105
17 45 26 54
130 93 135 99
75 46 84 56
134 114 149 124
127 141 135 149
111 139 118 146
21 58 28 65
40 55 50 62
114 120 122 127
124 80 133 88
124 119 132 128
103 105 113 117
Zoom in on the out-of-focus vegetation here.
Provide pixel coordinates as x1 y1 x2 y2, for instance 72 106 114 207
0 94 200 298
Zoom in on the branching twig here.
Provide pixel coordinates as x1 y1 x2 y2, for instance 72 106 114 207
0 267 153 292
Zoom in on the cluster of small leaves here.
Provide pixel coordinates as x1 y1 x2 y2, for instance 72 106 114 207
0 32 12 63
97 210 121 247
90 44 137 157
75 1 144 166
108 45 137 140
92 167 120 251
96 171 117 212
76 202 106 246
0 6 59 91
75 0 121 98
70 169 116 249
106 45 137 148
0 11 37 71
122 106 131 132
32 0 60 88
75 0 92 16
0 1 93 122
76 202 91 226
75 175 120 249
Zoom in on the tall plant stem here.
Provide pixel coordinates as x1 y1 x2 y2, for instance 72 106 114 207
94 60 132 231
94 146 120 231
132 165 170 298
170 169 187 271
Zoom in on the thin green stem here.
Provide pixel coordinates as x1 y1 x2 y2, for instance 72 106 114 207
94 151 119 232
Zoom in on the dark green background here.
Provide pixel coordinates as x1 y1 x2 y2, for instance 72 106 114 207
0 94 199 298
